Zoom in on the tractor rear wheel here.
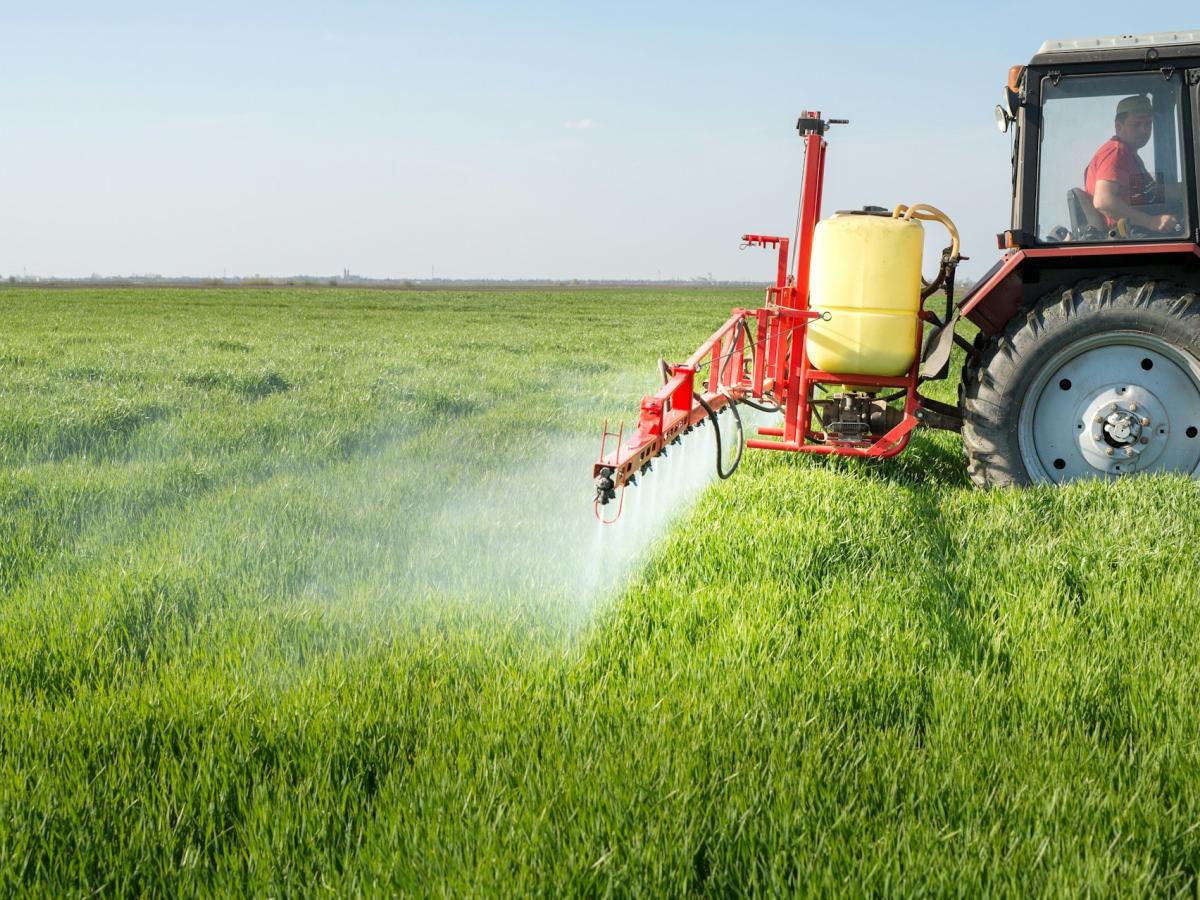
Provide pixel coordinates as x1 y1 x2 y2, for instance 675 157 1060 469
961 277 1200 487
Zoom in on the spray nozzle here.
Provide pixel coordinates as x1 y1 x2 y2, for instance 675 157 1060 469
594 467 616 505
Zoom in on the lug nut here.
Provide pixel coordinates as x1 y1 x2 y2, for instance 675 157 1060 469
1106 448 1115 457
1110 403 1119 412
1140 436 1150 444
1140 417 1151 426
1129 402 1138 412
1125 447 1134 457
1095 415 1104 424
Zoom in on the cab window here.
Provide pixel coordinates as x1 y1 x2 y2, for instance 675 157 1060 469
1036 72 1189 243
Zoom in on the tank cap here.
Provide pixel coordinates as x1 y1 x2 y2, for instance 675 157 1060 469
836 205 891 216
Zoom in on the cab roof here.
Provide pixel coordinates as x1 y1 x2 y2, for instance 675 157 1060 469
1032 29 1200 65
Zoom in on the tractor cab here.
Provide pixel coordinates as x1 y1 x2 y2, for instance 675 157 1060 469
953 31 1200 487
1003 31 1200 248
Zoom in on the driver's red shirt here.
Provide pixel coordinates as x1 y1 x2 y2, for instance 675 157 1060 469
1084 137 1160 225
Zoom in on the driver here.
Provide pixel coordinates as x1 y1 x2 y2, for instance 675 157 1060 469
1084 94 1178 234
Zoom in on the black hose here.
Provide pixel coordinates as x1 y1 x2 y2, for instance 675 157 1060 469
694 391 744 479
739 395 781 414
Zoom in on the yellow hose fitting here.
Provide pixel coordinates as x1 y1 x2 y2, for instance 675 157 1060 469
892 203 960 260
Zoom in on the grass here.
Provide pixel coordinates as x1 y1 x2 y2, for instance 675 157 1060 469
1 286 1199 895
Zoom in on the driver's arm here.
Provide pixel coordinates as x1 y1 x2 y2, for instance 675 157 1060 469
1093 179 1178 232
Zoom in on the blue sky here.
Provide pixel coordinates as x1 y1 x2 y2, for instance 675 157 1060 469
1 3 1193 280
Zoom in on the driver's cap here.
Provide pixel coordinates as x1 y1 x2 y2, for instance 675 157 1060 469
1116 95 1153 118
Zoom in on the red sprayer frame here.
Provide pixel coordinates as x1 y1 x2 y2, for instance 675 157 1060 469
593 112 928 517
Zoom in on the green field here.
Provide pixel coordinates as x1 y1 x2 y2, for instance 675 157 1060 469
2 286 1199 895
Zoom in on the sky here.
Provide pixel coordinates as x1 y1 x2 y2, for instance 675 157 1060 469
1 2 1194 281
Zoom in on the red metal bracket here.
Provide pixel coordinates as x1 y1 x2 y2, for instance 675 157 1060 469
742 234 791 287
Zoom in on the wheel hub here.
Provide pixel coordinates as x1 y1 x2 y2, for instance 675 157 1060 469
1018 333 1200 483
1077 384 1167 474
1101 409 1142 446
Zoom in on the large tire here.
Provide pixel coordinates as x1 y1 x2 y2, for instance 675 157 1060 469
961 277 1200 487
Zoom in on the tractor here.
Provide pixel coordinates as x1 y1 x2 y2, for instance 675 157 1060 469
593 30 1200 518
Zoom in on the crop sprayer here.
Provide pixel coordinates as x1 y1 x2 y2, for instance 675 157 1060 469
593 30 1200 521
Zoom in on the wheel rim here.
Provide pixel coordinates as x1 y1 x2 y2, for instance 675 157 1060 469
1017 330 1200 484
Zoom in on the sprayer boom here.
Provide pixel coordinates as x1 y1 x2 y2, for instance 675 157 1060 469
594 310 752 496
592 300 826 516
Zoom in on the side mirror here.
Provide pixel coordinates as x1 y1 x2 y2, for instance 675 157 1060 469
994 104 1013 133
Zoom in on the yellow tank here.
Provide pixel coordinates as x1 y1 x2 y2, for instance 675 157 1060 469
805 213 924 377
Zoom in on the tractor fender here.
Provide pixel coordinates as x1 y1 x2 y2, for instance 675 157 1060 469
959 243 1200 336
